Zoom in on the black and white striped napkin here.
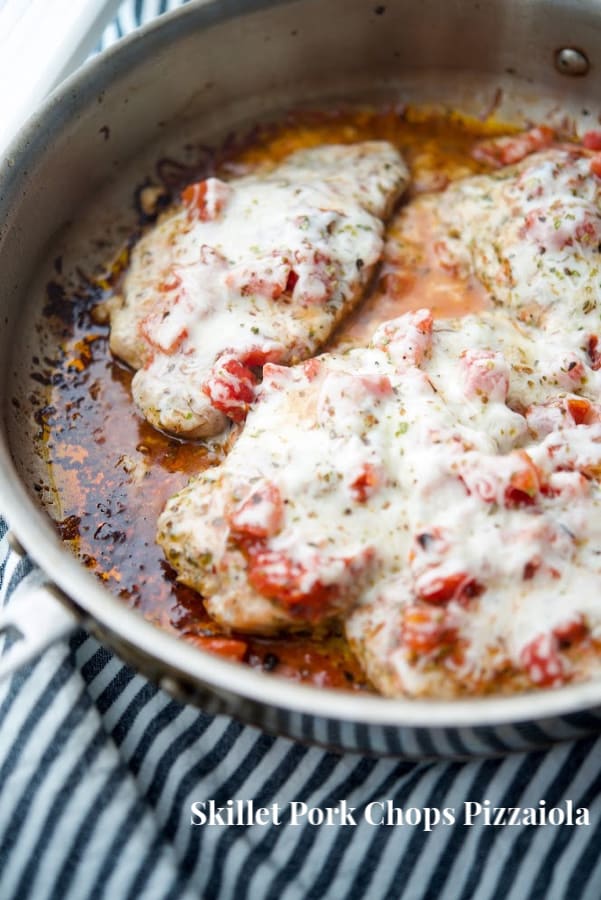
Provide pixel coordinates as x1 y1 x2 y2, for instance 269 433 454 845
2 3 601 898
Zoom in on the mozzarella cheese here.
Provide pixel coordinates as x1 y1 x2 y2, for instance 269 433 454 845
108 142 408 437
158 144 601 698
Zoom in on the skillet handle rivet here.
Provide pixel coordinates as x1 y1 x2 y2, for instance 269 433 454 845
555 47 590 76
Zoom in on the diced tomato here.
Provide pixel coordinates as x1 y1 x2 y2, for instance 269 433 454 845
520 633 566 687
417 571 483 606
372 309 433 367
527 396 601 438
284 245 337 305
558 359 586 389
232 267 291 300
590 154 601 178
225 251 299 301
523 557 541 580
553 616 588 647
461 349 509 403
301 357 322 381
247 550 336 619
239 345 284 368
185 635 248 662
182 180 208 215
140 321 188 354
286 269 299 293
401 604 458 653
505 450 541 507
521 206 600 252
349 463 383 502
261 363 294 392
587 335 601 370
246 547 372 621
139 298 189 354
472 126 554 168
575 218 600 246
159 271 182 292
358 374 394 397
229 482 284 538
202 356 257 422
583 131 601 151
567 397 593 425
413 308 432 335
181 177 229 221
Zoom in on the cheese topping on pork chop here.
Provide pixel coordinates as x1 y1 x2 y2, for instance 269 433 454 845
158 307 601 696
403 146 601 334
158 141 601 698
108 142 408 437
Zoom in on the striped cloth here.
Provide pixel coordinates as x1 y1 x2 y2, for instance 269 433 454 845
3 3 601 897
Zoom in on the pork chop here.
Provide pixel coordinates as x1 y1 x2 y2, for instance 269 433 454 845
108 142 408 437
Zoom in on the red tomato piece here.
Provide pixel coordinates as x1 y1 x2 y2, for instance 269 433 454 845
590 154 601 178
139 296 189 354
301 357 322 381
229 482 284 538
159 271 182 292
182 181 209 219
523 557 541 580
417 571 482 606
520 633 566 687
505 450 541 507
583 131 601 150
232 267 291 300
567 397 593 426
246 547 372 621
543 471 591 501
261 363 294 392
373 309 433 367
286 269 299 293
239 346 284 368
359 374 394 397
461 349 509 403
246 549 337 619
186 635 248 662
401 604 458 653
521 207 600 252
349 463 383 502
553 616 588 647
557 359 586 389
472 126 554 168
203 356 257 422
587 335 601 370
181 177 229 221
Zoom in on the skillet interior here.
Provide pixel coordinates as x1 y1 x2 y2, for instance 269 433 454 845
4 0 601 755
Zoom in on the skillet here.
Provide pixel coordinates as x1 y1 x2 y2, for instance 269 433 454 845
3 0 601 758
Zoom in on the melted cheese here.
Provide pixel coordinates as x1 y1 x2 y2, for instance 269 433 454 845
109 142 408 437
158 145 601 698
411 147 601 331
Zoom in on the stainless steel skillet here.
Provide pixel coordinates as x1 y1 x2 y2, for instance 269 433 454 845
2 0 601 758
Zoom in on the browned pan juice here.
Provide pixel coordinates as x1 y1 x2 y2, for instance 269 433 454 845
35 105 505 690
